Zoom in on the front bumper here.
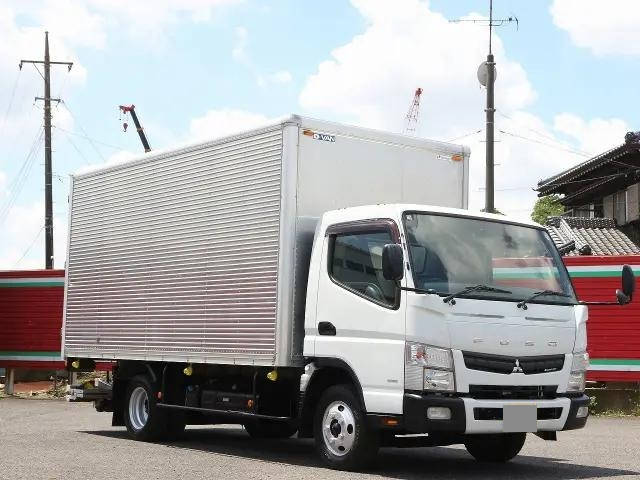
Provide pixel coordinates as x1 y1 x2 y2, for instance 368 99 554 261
403 393 589 434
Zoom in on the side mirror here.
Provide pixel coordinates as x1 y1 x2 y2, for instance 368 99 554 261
617 264 635 305
382 244 404 281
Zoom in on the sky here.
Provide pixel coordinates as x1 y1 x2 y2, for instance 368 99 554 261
0 0 639 270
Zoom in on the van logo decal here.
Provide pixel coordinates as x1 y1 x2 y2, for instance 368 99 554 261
303 129 335 143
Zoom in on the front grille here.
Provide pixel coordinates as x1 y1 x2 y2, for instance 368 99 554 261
468 384 558 400
473 407 562 420
463 351 565 375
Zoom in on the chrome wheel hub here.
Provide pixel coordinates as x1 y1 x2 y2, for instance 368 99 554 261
322 401 356 456
129 386 149 431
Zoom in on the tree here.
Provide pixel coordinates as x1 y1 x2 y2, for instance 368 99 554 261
531 195 564 225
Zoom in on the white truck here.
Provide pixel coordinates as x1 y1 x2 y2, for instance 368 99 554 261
64 115 634 470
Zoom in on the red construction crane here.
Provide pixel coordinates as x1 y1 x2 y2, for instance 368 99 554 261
119 104 151 153
403 87 423 135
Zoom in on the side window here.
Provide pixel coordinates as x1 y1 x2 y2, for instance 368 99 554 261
329 229 398 307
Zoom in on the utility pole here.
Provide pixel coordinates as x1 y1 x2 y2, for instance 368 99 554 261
485 0 496 213
450 2 517 213
20 32 73 269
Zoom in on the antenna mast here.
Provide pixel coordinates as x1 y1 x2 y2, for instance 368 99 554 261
449 1 518 213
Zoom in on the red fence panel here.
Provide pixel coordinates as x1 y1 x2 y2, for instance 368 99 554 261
0 270 65 367
564 256 640 382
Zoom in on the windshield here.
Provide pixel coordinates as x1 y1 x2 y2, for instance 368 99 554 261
402 212 577 305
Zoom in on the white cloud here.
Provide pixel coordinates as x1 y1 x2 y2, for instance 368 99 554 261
0 201 67 269
553 113 630 154
231 27 294 87
0 201 42 269
189 108 275 141
6 0 242 55
299 0 535 138
296 0 636 219
551 0 640 56
298 0 547 217
232 26 250 64
258 70 293 87
0 0 244 269
90 0 241 29
74 108 278 176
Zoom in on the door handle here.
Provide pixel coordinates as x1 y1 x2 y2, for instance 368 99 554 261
318 321 336 336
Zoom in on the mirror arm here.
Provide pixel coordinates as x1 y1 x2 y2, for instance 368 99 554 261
398 284 437 295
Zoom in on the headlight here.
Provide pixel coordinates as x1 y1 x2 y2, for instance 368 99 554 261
424 369 455 391
405 342 454 392
567 372 586 392
406 342 453 370
571 352 590 373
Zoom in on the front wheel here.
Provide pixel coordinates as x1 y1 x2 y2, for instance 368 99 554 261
464 433 526 462
314 385 379 471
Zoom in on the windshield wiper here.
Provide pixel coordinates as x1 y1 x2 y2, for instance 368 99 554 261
517 290 570 310
443 284 512 305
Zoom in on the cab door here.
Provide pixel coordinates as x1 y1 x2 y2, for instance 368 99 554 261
314 219 406 414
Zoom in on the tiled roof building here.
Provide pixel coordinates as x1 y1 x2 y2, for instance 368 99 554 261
546 216 640 256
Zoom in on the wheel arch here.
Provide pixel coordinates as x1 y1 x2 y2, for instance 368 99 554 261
298 357 366 438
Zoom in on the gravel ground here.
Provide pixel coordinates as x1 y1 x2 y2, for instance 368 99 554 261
1 397 639 480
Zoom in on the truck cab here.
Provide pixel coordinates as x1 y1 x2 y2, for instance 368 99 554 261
301 203 630 467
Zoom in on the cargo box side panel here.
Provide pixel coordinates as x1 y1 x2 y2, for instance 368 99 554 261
296 124 467 217
64 128 283 365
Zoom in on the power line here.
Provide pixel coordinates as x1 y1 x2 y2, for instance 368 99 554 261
0 70 21 136
496 109 594 157
52 124 126 152
14 225 44 268
498 129 592 157
59 100 106 161
0 128 44 226
61 127 91 165
14 227 45 268
447 129 483 143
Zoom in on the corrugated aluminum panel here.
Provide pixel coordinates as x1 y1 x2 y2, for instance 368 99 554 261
64 127 283 365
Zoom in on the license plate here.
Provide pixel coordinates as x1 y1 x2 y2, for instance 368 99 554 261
503 404 537 432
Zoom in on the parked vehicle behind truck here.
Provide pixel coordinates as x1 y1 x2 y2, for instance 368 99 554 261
64 115 634 470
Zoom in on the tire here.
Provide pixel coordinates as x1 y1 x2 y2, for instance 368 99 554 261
124 375 171 441
314 384 379 471
244 421 298 439
464 433 526 462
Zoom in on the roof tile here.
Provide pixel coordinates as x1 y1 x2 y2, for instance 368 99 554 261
545 216 640 256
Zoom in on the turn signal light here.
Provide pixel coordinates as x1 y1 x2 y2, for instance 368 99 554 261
183 365 193 376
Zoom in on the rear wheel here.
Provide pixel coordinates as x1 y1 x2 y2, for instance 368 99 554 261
244 421 297 439
314 384 379 471
464 433 526 462
124 375 176 441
